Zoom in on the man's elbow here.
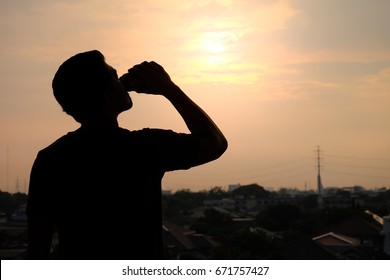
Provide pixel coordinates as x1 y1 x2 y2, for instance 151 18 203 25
200 136 228 163
217 136 228 158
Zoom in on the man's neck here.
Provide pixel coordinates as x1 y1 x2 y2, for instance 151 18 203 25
80 116 119 129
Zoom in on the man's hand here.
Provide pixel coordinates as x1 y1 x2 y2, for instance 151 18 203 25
127 61 175 95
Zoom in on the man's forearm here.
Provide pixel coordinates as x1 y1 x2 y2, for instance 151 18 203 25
164 84 228 164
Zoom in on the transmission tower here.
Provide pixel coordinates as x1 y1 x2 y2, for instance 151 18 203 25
15 176 19 193
315 146 324 208
7 146 9 193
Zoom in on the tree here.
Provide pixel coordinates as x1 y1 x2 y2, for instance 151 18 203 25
191 208 233 237
206 186 229 200
211 228 277 259
256 204 302 231
231 184 270 199
162 188 207 218
0 191 27 216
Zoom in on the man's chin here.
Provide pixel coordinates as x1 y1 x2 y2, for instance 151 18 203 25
119 101 133 113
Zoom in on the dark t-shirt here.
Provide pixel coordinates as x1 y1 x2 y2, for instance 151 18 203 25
26 126 198 259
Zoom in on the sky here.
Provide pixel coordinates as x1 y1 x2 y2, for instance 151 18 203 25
1 0 390 193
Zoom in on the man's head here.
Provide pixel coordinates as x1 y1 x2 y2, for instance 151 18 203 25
52 50 132 123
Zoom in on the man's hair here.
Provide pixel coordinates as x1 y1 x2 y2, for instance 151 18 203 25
52 50 114 122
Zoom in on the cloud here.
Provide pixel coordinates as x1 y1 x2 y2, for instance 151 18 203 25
360 67 390 97
281 0 390 51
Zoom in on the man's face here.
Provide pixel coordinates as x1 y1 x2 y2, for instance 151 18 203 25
106 64 133 114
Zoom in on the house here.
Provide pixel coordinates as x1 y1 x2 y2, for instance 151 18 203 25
314 215 387 259
162 221 217 259
313 232 359 246
270 236 339 260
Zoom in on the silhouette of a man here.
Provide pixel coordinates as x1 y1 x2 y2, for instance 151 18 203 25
26 50 227 259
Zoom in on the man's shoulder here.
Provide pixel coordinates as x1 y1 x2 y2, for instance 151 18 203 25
121 127 185 139
37 128 92 156
37 127 190 154
35 133 74 158
130 127 188 137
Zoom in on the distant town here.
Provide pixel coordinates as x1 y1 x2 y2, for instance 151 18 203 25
0 183 389 259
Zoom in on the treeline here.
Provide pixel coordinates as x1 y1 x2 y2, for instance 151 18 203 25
162 184 390 259
0 191 27 217
163 183 390 217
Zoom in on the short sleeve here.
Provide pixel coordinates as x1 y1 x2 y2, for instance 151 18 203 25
141 128 199 172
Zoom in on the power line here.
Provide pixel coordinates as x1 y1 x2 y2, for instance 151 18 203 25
164 158 314 187
326 169 390 180
325 162 390 170
327 154 390 162
165 149 390 188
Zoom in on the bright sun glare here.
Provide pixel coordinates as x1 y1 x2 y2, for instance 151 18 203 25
184 30 248 83
202 33 227 64
203 38 225 53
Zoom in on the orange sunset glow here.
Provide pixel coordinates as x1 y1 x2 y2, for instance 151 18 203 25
1 0 390 192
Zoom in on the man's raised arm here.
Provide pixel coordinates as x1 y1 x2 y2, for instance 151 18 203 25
127 61 228 165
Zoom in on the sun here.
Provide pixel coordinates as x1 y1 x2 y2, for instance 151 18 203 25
183 30 241 82
203 38 225 54
201 33 228 64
